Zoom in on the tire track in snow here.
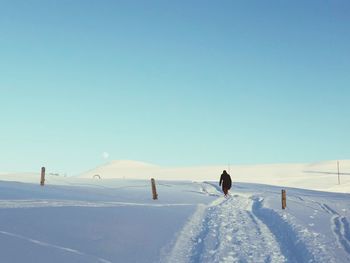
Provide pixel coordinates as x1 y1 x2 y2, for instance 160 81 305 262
253 198 339 263
164 194 285 263
310 201 350 258
0 230 112 263
195 195 285 263
318 203 350 257
252 198 317 263
333 216 350 254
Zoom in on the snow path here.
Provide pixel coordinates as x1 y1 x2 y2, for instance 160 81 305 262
194 195 285 263
164 192 285 263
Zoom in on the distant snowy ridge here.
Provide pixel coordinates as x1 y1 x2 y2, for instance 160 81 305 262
1 160 349 193
78 159 350 193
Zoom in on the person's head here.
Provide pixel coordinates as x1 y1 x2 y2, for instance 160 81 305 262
223 170 227 174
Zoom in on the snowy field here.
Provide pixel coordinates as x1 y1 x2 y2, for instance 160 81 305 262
1 160 350 262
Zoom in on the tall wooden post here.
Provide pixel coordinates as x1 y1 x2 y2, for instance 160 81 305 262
282 189 286 209
337 161 340 185
40 167 45 186
151 178 158 200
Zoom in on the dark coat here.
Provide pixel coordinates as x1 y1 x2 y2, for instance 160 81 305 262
220 171 232 189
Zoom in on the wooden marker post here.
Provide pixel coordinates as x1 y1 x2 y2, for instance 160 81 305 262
151 178 158 200
282 189 286 209
40 167 46 186
337 161 340 185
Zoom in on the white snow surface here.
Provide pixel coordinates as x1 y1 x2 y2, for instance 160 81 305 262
1 160 350 262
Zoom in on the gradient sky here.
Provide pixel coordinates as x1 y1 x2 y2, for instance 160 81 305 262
1 1 349 175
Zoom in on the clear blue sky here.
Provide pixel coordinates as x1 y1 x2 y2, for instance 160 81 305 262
1 1 349 175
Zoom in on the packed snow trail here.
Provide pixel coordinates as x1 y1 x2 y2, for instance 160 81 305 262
192 195 285 263
164 182 350 263
165 192 285 263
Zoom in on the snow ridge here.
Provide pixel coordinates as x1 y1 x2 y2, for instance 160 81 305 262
163 204 207 263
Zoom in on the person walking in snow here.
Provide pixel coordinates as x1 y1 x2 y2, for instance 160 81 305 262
219 170 232 197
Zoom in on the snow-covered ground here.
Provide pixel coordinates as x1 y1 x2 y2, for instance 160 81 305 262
1 160 350 262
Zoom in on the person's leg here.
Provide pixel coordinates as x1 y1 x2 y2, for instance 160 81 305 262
223 187 228 196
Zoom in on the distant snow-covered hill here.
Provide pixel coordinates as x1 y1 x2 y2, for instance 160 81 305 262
78 159 350 193
0 160 349 193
